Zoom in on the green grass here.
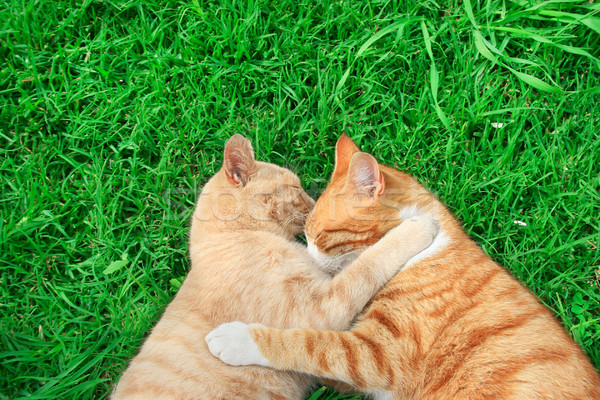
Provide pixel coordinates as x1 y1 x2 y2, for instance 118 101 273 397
1 0 599 398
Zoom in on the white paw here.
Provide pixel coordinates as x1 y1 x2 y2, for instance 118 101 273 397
205 321 269 367
404 214 438 240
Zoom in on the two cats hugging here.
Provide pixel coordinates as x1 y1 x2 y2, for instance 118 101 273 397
112 134 600 400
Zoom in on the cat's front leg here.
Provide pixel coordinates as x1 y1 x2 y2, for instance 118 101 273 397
207 322 395 390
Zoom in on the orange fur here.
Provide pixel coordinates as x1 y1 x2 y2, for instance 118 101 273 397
212 134 600 399
112 135 437 399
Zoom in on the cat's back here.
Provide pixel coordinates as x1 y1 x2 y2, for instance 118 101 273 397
359 245 600 399
113 300 308 400
113 230 313 399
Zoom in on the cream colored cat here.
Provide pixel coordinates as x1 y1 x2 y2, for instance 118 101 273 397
112 134 437 399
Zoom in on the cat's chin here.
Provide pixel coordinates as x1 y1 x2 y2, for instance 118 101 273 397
307 241 339 274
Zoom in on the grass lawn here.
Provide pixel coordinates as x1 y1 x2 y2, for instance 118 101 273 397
1 0 599 398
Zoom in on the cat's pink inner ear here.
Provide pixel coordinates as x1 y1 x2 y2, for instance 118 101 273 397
223 134 257 186
332 133 361 179
345 152 385 199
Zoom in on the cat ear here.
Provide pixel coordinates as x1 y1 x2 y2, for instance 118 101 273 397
223 134 257 186
345 152 385 200
332 133 360 179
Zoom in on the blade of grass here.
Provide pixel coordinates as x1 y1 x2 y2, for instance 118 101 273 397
421 20 451 131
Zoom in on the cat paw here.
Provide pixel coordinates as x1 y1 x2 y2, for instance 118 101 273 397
392 214 439 252
205 321 269 367
405 214 439 241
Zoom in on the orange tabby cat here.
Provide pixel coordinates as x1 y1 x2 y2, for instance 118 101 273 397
112 134 437 399
207 134 600 399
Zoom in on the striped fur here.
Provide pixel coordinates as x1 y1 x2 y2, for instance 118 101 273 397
111 135 436 399
210 135 600 399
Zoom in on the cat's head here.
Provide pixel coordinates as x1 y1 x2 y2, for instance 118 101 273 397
304 134 426 273
193 134 315 238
